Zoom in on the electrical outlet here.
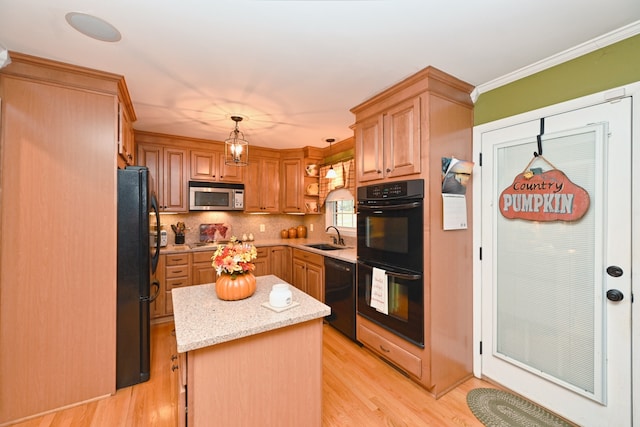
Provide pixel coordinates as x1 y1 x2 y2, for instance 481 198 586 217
259 224 265 232
310 224 314 232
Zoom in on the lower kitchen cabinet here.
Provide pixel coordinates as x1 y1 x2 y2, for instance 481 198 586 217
253 247 270 276
268 245 292 283
191 250 215 285
164 253 191 316
150 255 166 319
291 248 324 302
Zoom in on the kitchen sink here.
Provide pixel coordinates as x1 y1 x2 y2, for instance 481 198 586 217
305 243 348 251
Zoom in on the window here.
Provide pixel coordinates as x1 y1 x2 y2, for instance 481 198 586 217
325 189 356 236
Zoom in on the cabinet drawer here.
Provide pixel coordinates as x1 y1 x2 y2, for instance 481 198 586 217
166 253 189 266
256 247 269 258
357 323 422 378
292 248 323 266
192 250 214 263
167 277 191 289
166 265 189 279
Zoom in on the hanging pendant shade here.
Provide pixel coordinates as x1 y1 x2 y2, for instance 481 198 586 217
325 138 337 179
224 116 249 166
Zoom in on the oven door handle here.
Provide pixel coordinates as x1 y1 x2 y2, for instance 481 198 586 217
358 201 422 211
384 270 422 281
358 261 422 281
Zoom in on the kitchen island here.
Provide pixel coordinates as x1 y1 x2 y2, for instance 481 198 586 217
172 275 330 427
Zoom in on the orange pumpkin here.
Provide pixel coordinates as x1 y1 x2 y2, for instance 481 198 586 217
215 273 256 301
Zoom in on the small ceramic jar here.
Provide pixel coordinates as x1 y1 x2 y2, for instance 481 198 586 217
288 227 297 239
269 284 293 308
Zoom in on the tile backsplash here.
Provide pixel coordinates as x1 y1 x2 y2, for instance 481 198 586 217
159 212 330 245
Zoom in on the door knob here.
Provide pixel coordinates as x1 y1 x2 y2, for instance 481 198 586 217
606 265 623 277
606 289 624 302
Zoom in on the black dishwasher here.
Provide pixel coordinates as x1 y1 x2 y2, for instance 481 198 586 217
324 257 356 341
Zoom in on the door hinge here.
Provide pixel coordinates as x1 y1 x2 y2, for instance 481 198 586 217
479 247 482 261
479 152 482 167
479 341 483 355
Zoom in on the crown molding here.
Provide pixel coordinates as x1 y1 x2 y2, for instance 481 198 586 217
471 20 640 103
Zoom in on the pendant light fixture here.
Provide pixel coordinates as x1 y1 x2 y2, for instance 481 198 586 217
325 138 337 179
224 116 249 166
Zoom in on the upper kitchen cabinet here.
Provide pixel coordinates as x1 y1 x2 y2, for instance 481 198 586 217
280 147 323 214
117 79 137 168
190 149 244 183
244 148 280 213
351 66 473 185
136 133 189 213
0 52 127 424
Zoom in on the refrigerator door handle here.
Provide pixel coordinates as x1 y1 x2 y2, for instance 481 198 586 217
150 193 161 274
142 280 161 303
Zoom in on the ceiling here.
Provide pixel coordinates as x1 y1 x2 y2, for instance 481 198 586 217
1 1 639 150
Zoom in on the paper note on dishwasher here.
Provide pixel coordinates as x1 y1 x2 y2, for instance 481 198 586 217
370 267 388 314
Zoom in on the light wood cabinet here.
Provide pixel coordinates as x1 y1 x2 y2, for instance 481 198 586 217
352 66 474 397
151 254 167 319
281 157 304 213
164 253 191 316
191 250 216 285
269 245 292 283
244 154 280 213
190 149 244 183
0 53 123 424
291 248 324 302
118 97 136 167
353 96 421 183
253 247 270 277
137 143 188 212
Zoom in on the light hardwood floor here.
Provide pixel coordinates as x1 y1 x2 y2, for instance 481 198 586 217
12 321 495 426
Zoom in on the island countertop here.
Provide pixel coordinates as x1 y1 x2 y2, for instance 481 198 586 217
172 274 331 353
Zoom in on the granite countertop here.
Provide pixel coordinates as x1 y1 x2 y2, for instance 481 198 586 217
162 238 357 263
172 275 331 353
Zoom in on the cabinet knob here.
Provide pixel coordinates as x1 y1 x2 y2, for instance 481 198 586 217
171 354 178 361
171 365 179 371
386 168 391 173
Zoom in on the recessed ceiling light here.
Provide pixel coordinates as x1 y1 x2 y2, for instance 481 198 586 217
65 12 121 43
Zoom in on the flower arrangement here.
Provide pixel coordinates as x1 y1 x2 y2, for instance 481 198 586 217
211 237 257 278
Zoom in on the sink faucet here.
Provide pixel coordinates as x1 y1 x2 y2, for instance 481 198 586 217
325 226 345 246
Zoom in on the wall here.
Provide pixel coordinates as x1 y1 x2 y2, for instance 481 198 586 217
474 34 640 125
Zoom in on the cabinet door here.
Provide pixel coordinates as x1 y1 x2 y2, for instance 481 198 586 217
305 262 324 302
291 258 307 292
151 255 166 319
384 96 421 178
190 150 217 181
244 157 280 213
163 148 188 212
192 264 216 285
261 158 280 212
281 158 303 213
355 115 384 182
270 246 291 283
137 143 163 202
218 155 244 183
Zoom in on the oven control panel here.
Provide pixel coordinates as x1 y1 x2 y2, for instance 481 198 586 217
357 179 424 201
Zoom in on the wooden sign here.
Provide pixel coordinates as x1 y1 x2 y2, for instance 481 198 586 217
499 169 590 221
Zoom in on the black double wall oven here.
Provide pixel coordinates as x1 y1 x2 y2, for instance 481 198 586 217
357 179 425 347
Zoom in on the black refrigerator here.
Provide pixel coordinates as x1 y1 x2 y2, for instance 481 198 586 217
117 166 161 389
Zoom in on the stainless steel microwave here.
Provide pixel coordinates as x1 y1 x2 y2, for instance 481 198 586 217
189 181 244 211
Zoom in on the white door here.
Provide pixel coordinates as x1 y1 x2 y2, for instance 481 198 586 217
479 98 632 426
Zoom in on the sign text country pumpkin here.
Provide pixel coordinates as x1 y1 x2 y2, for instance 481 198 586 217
499 169 590 221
